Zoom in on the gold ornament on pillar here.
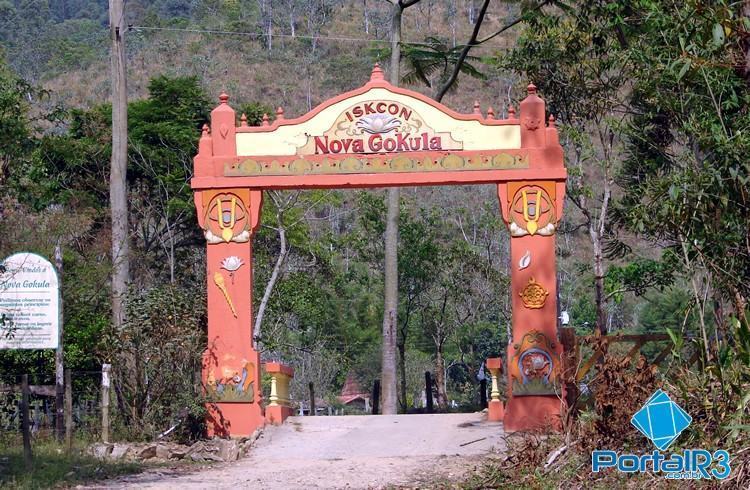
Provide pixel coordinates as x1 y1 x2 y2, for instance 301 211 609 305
522 190 541 235
218 196 237 242
213 272 237 317
507 182 557 237
519 277 549 309
201 190 252 244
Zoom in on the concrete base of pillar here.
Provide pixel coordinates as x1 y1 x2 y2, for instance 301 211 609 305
206 401 265 437
488 400 505 422
265 405 294 426
503 396 562 432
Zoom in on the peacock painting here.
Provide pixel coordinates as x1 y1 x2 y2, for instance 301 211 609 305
206 361 255 402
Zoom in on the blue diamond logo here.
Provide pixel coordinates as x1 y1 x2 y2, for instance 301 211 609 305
631 389 691 450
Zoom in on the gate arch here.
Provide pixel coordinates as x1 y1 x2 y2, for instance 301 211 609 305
193 65 567 436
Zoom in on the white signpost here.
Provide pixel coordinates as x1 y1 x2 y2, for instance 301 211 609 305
0 252 60 349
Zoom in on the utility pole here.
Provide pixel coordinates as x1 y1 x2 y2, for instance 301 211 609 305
54 243 64 442
109 0 129 331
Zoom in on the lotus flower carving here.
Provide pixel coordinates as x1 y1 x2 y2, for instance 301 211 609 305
221 256 244 283
221 256 244 272
356 114 401 134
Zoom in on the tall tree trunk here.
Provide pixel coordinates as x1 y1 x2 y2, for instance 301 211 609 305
254 212 288 343
109 0 129 330
380 0 407 415
397 339 406 411
585 176 611 336
590 226 606 335
434 343 447 409
363 0 370 33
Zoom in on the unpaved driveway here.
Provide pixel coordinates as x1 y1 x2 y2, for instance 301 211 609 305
93 412 505 489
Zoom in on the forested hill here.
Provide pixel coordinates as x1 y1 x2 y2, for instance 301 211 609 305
1 0 519 115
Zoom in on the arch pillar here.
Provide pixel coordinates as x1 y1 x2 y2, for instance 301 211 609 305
495 83 566 432
195 187 264 437
191 69 567 436
498 179 567 430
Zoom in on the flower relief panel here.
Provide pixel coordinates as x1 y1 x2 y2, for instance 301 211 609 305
509 330 561 396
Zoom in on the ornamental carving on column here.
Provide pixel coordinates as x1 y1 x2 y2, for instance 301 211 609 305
206 360 256 403
507 182 557 237
200 190 252 244
519 277 549 309
510 330 560 396
523 117 542 131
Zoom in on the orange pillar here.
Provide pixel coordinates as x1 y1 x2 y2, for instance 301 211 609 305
498 84 565 432
194 94 266 437
198 189 264 437
486 357 505 422
265 362 295 425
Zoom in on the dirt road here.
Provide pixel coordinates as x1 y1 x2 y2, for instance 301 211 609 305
93 412 505 489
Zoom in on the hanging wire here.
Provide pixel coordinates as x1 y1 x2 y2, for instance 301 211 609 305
128 25 460 47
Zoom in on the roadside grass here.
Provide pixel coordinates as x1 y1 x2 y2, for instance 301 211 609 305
0 435 145 489
455 444 720 489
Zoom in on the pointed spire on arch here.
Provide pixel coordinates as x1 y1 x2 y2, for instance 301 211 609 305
370 63 385 82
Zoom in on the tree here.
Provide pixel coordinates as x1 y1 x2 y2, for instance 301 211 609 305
395 209 440 411
356 193 441 411
419 242 498 408
0 54 35 189
127 76 210 284
616 0 750 346
252 190 335 343
375 35 486 100
379 0 421 415
496 1 632 334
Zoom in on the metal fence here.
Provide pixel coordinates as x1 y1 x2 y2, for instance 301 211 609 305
0 371 103 441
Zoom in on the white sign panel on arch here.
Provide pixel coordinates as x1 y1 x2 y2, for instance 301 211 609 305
0 252 59 349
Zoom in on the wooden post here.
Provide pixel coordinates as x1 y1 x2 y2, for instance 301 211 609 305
559 327 579 414
479 378 487 409
108 0 130 333
308 381 315 416
54 243 64 442
64 369 73 450
371 380 380 415
21 374 32 467
425 372 434 413
101 364 111 443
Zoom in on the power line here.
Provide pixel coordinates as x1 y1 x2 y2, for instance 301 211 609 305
128 25 467 47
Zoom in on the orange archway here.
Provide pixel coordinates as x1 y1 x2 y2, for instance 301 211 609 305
193 65 567 436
